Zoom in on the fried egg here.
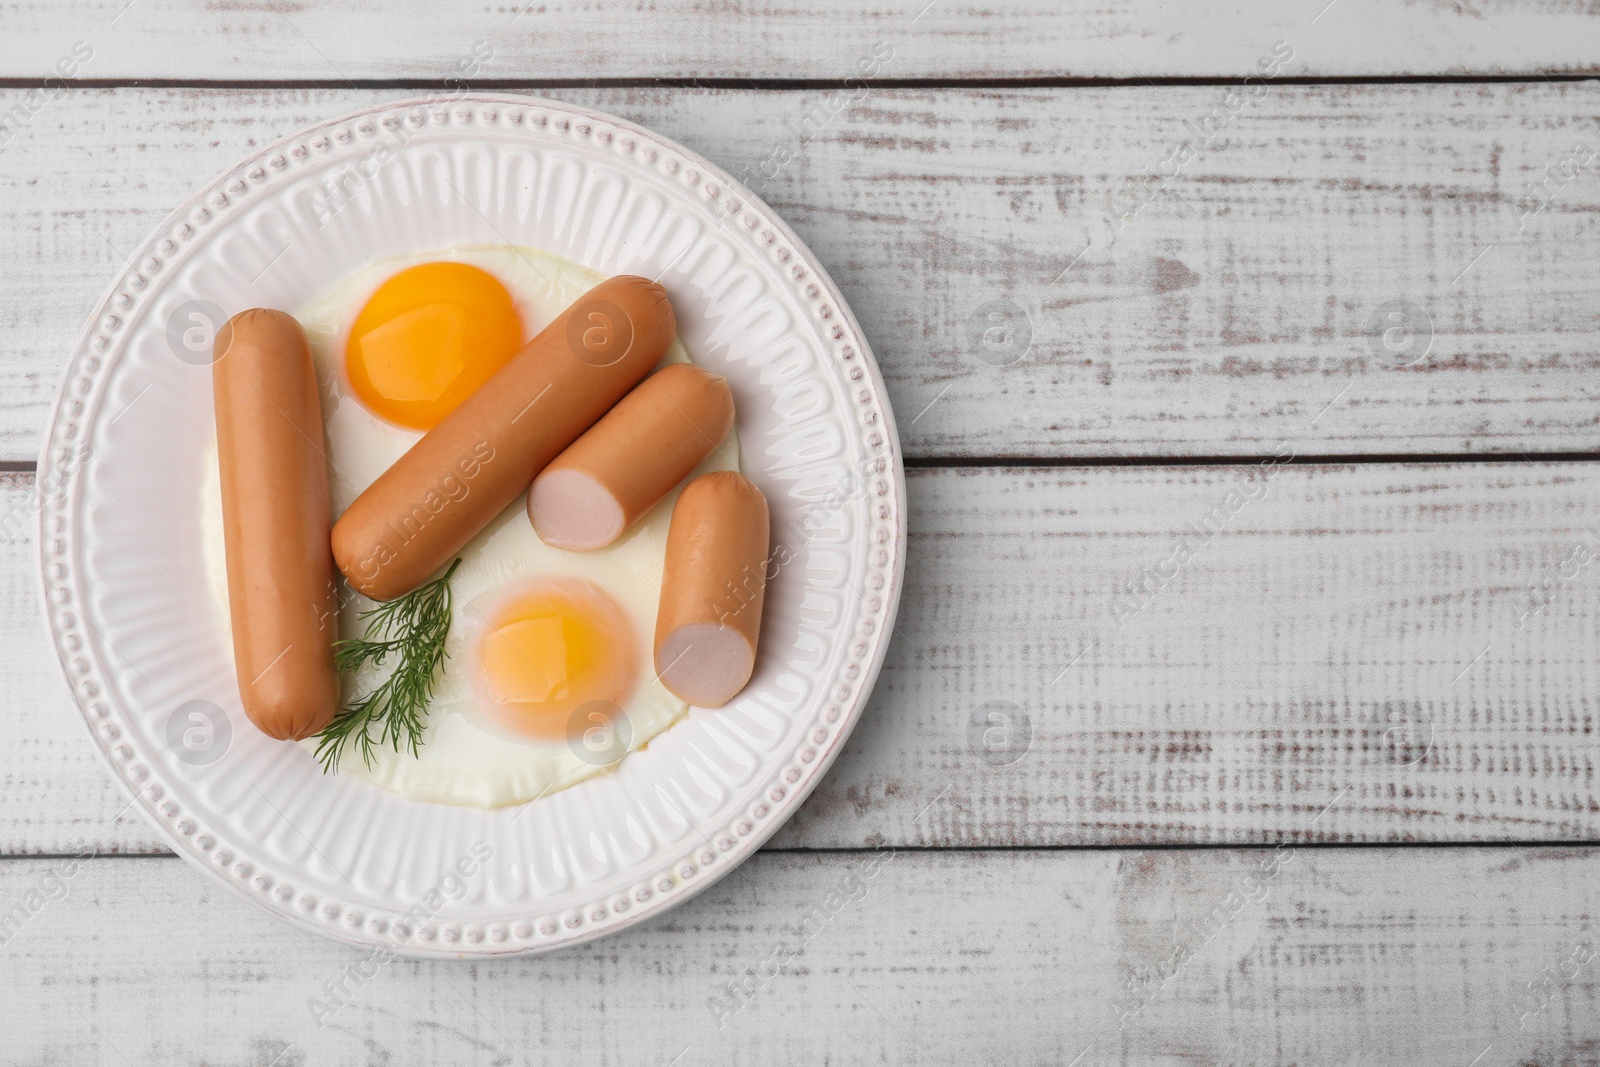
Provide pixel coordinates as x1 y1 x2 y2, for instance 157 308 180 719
200 245 740 807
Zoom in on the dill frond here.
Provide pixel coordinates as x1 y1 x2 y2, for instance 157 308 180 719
315 558 462 773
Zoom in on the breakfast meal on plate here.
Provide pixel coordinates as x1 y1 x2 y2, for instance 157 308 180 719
200 246 769 807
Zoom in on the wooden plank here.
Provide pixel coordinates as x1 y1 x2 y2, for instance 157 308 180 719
1 847 1597 1063
5 1 1598 81
785 461 1600 848
9 462 1600 856
4 85 1600 463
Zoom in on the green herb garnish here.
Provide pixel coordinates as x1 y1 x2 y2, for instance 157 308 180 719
315 558 462 773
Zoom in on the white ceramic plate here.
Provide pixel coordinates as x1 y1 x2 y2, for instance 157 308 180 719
36 94 904 958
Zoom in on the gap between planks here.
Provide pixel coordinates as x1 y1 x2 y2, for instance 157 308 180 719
8 840 1600 863
16 454 1600 476
1 74 1598 90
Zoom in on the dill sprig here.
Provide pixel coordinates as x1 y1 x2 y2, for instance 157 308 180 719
315 558 462 773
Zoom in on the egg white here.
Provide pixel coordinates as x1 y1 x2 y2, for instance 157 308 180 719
200 245 740 807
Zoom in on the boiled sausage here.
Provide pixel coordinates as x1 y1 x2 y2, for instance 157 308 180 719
212 309 340 741
528 363 734 550
654 471 770 707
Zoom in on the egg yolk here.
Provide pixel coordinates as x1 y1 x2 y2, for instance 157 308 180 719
475 579 638 740
345 261 523 430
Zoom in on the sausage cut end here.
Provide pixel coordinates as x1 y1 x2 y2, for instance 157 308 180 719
527 468 627 550
656 623 756 708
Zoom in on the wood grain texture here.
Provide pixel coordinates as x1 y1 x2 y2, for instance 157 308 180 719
3 86 1600 463
10 462 1600 856
784 461 1600 849
1 848 1597 1064
5 0 1599 80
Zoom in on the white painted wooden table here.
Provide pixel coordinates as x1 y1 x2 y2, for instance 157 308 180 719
4 3 1600 1064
